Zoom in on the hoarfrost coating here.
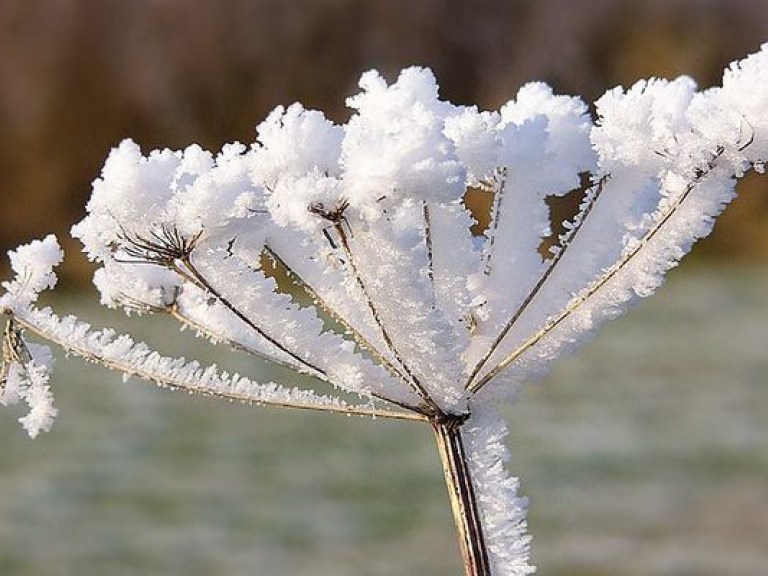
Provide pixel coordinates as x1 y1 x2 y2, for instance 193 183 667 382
2 44 767 576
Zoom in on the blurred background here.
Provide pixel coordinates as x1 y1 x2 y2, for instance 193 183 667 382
2 0 768 279
0 1 766 575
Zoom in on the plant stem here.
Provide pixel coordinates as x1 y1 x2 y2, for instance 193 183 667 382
432 418 492 576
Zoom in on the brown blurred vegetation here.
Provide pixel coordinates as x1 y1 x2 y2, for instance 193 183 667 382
1 0 767 284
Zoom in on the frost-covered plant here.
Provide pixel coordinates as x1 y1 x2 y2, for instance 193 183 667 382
2 45 767 576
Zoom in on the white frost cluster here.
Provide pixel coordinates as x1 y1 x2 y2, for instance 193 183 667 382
343 68 465 213
0 236 62 437
0 235 63 308
0 345 57 439
3 44 767 575
465 408 533 576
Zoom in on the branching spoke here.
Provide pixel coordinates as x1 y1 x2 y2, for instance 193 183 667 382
465 174 608 389
10 309 427 423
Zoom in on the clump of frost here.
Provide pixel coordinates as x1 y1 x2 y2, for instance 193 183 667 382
0 344 57 438
172 142 267 241
719 43 768 163
342 67 466 217
0 235 63 309
73 140 182 261
92 262 179 311
444 107 501 184
254 104 348 232
72 139 271 307
499 82 595 185
592 76 699 172
266 170 345 233
253 104 343 183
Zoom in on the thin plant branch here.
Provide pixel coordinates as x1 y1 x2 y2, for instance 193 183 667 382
9 308 427 423
423 202 435 287
131 293 424 415
177 255 330 380
119 290 322 377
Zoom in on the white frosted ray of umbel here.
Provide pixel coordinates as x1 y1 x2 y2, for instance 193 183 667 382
342 203 469 410
12 304 386 418
334 66 473 409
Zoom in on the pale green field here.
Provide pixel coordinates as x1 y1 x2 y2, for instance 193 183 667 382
1 265 766 576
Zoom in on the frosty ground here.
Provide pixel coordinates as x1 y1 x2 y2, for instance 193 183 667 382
0 264 766 576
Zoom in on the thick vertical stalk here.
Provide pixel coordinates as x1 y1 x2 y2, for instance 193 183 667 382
432 419 492 576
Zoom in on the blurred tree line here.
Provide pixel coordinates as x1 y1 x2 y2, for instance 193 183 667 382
2 0 767 283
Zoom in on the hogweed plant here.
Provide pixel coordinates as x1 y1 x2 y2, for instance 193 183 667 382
2 45 768 576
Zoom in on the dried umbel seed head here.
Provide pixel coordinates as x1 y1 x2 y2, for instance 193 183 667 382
116 225 203 268
2 45 767 576
307 199 351 225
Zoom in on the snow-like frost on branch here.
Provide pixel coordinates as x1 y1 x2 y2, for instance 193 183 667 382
3 44 767 576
